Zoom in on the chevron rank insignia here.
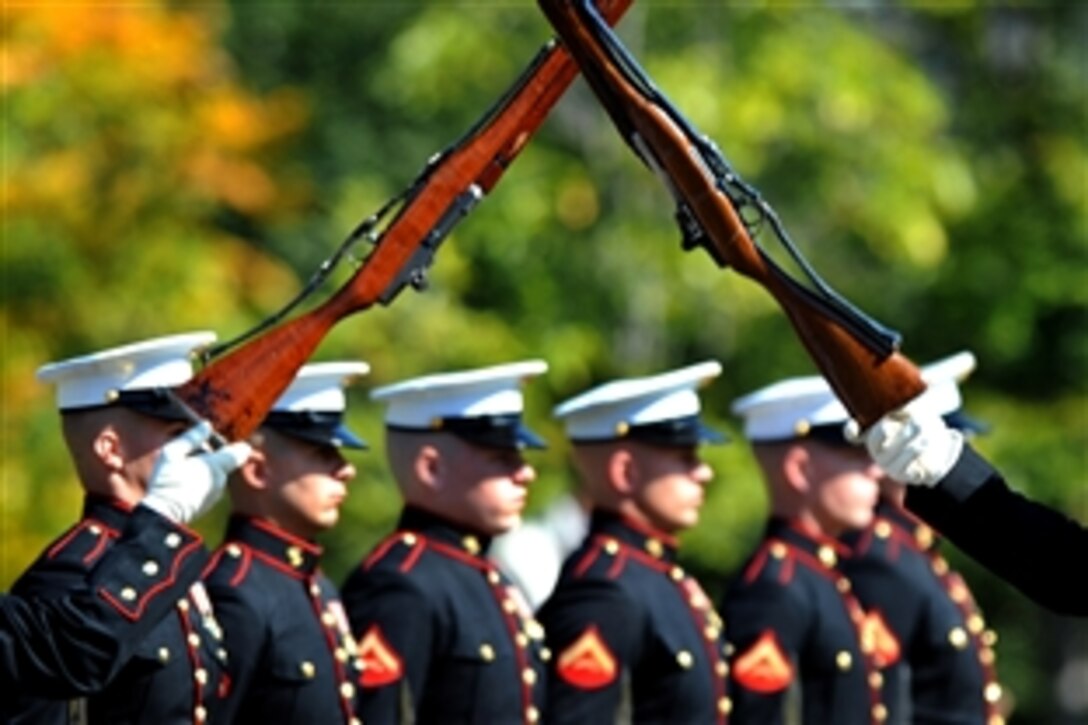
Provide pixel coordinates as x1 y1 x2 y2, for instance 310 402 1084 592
861 610 902 668
557 625 618 689
732 629 794 693
358 625 404 687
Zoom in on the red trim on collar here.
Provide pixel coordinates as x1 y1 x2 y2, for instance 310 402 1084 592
786 519 852 557
618 514 679 549
248 517 323 556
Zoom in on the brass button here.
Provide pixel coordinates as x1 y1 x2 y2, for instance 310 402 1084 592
335 647 349 663
981 629 998 647
645 538 664 558
402 533 417 546
869 671 884 689
526 620 545 640
194 668 208 685
836 578 851 593
503 599 517 614
873 703 888 722
165 532 182 549
718 697 732 715
187 633 201 648
286 546 304 568
120 587 138 602
487 570 502 585
226 544 242 558
770 542 787 559
321 611 336 627
979 647 996 665
873 520 892 539
984 682 1003 704
89 525 102 536
676 650 694 669
462 536 481 555
516 633 529 648
836 651 852 671
670 566 684 581
932 557 949 575
194 705 207 723
603 539 619 555
540 647 552 662
300 661 316 678
915 525 934 549
479 643 495 662
310 583 321 597
715 660 729 677
177 598 190 612
818 546 837 568
967 614 985 634
948 627 969 649
523 668 537 685
704 624 720 641
157 647 170 664
527 706 540 723
341 682 355 700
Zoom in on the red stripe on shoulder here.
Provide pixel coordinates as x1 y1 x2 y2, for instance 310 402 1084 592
743 539 795 586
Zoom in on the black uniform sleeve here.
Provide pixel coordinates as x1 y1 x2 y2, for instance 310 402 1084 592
343 567 436 723
0 505 204 693
539 578 644 725
906 445 1088 616
723 577 809 725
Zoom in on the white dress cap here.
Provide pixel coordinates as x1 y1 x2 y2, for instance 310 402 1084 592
554 360 724 444
264 361 371 450
271 361 371 414
370 360 548 428
36 331 217 411
732 350 978 442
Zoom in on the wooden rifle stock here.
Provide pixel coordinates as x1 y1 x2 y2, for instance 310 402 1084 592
539 0 924 429
177 0 632 441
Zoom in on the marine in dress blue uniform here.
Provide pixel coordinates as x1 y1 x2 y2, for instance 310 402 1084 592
723 375 886 725
202 362 370 724
841 353 1005 724
341 361 550 725
1 506 206 694
5 333 236 725
538 361 733 724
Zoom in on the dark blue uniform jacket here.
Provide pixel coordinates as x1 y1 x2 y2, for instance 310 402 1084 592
722 517 884 725
341 506 547 725
842 498 1004 724
2 496 225 725
202 516 362 725
538 509 732 725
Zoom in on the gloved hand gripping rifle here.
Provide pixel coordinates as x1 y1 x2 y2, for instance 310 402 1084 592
538 0 925 429
172 0 632 441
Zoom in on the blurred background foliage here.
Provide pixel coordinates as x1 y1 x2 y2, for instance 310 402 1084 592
2 2 1084 721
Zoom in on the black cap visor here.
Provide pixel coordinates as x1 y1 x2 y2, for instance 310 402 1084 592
574 415 727 447
392 414 546 451
263 411 367 450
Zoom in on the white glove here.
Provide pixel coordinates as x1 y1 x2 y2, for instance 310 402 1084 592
142 421 251 524
861 404 964 487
